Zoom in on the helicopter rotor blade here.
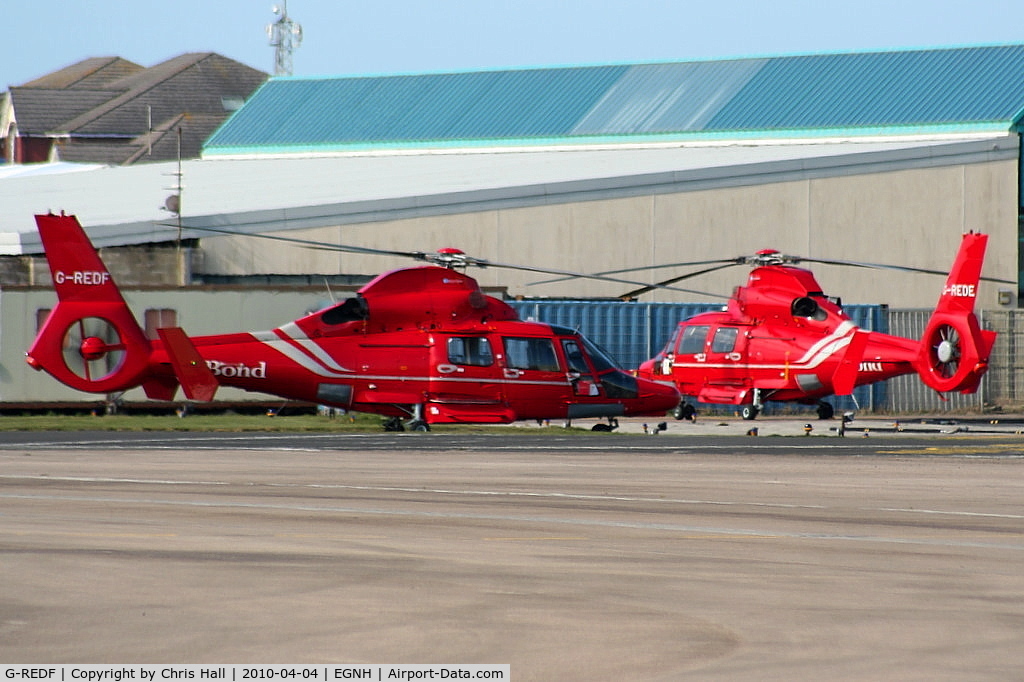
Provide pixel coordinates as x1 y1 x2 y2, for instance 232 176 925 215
534 247 1016 297
789 255 1015 285
166 221 713 295
167 221 432 261
529 258 744 286
618 263 739 300
452 255 729 295
168 221 1015 294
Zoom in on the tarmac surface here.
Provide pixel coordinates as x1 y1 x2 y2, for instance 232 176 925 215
1 417 1023 680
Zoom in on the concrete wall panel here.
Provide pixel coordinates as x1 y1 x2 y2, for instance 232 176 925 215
195 158 1019 309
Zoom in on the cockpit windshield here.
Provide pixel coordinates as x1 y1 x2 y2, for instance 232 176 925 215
547 324 624 372
548 325 637 398
579 336 621 372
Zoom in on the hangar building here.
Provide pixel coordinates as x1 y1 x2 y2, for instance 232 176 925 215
1 43 1023 409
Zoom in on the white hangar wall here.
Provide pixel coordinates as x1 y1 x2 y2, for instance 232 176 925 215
198 154 1020 310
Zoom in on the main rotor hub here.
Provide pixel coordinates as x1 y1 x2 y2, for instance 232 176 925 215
748 249 789 267
430 247 470 269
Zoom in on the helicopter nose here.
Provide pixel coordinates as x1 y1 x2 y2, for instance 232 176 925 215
630 376 681 416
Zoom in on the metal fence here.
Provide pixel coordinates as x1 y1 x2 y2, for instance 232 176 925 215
975 310 1024 411
886 309 1024 413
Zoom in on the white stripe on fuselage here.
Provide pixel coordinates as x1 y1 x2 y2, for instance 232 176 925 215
251 327 353 377
673 320 859 371
252 326 571 388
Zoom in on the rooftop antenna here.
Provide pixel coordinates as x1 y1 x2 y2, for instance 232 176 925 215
160 126 185 284
267 1 303 76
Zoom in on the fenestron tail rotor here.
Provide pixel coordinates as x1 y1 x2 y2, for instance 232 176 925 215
926 323 962 379
61 317 127 382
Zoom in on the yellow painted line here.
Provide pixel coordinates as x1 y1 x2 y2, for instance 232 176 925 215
1 530 178 538
485 536 589 542
878 443 1024 455
274 533 387 539
673 534 780 540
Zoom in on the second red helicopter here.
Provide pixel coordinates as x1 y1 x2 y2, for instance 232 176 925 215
633 234 1000 420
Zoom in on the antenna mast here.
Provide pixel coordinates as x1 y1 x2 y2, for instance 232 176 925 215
267 1 303 76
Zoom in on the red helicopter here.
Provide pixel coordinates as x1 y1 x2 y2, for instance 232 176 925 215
25 213 680 431
630 233 1002 420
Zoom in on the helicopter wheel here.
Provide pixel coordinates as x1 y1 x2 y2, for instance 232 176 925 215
672 402 696 421
816 401 835 420
383 417 405 432
408 420 430 432
740 404 759 421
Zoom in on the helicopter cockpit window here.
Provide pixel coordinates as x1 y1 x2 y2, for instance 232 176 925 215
561 339 590 374
791 297 828 321
678 325 709 354
320 296 369 325
504 337 560 372
711 327 739 353
579 336 620 372
447 336 493 367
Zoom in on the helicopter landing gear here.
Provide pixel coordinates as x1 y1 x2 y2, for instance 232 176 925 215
816 401 835 420
740 388 765 420
739 404 759 421
383 404 432 432
672 402 696 421
405 404 431 432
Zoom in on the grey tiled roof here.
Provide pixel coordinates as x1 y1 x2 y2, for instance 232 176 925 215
6 53 266 165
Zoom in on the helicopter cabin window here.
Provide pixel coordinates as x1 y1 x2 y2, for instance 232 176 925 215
503 337 560 372
447 336 493 366
711 327 739 353
678 325 710 354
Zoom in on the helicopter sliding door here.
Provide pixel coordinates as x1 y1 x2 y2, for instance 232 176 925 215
702 325 751 399
427 334 512 423
671 323 751 404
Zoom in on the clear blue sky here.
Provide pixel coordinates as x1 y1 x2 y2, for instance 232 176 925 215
4 0 1023 86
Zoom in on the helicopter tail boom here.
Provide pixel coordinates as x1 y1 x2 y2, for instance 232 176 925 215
914 232 997 394
25 213 156 395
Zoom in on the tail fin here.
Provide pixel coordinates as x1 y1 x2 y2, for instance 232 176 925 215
914 232 997 394
25 213 154 394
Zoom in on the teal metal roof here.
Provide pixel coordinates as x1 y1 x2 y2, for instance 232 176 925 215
204 44 1024 155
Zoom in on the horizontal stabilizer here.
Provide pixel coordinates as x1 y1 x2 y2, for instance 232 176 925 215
157 327 218 402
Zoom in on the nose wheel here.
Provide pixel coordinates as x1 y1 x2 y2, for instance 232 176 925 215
671 402 696 421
